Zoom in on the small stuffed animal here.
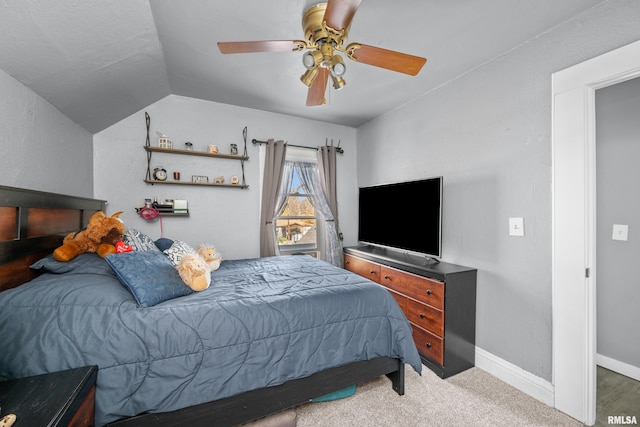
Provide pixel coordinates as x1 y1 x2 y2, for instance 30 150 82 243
199 245 221 271
53 211 126 262
177 245 221 291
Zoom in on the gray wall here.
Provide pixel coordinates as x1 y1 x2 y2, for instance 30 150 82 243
596 77 640 369
356 0 640 381
93 95 359 260
0 68 93 196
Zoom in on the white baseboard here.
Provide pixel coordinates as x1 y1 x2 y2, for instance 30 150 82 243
596 353 640 382
475 347 555 407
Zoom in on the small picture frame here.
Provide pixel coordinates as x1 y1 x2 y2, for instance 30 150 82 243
231 175 239 185
192 175 209 184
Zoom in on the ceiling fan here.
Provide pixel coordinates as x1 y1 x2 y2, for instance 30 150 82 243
217 0 427 106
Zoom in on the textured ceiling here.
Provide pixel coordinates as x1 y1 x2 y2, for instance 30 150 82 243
0 0 605 133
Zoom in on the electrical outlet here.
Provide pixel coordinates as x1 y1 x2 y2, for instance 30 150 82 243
509 217 525 237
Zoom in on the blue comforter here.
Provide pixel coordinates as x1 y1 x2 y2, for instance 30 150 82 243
0 255 421 426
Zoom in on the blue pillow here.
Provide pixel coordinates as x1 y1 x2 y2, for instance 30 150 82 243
30 253 116 277
105 251 193 307
154 237 174 251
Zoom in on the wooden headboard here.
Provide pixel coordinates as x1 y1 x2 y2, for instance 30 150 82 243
0 186 105 292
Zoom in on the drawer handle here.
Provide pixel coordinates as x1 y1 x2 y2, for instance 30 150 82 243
370 270 376 274
383 275 390 280
426 342 432 348
419 313 426 319
345 261 350 265
426 289 433 295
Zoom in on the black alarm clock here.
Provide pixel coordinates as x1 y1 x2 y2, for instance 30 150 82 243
153 167 167 181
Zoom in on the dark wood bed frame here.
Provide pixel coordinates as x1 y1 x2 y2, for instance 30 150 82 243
0 185 406 426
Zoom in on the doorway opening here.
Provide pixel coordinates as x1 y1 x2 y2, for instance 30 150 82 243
552 39 640 425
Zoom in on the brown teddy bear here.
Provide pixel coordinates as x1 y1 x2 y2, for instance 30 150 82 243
53 211 126 262
177 245 221 291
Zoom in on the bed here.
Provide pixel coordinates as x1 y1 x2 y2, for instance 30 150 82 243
0 185 422 426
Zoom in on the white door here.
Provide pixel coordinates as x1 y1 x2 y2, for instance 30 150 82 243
552 39 640 425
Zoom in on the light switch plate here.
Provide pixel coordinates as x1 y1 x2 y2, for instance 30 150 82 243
612 224 628 241
509 217 525 237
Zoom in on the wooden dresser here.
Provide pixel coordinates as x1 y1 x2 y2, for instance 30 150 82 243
344 246 477 378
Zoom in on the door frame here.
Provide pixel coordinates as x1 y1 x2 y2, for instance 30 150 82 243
552 39 640 425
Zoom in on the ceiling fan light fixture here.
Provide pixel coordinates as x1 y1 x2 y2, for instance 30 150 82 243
302 50 323 69
330 54 346 77
218 1 428 107
331 75 346 90
300 67 320 87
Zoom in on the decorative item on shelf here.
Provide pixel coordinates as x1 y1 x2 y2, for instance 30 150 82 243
231 175 239 185
155 201 175 213
153 167 168 181
173 171 181 180
230 144 238 155
192 175 209 183
208 145 219 154
185 141 193 151
157 132 172 149
138 206 159 220
173 199 188 214
214 176 225 184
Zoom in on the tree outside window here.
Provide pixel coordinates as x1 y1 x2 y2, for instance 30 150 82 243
276 165 321 257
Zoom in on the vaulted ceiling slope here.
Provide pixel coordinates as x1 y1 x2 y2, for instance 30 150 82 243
0 0 605 133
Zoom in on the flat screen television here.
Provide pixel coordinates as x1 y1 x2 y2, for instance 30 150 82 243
358 177 442 259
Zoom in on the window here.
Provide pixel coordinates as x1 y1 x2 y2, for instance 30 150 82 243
275 149 324 257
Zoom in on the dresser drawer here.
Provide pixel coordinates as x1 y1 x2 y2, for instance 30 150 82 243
344 254 381 282
380 266 444 310
406 298 443 336
384 287 407 312
412 324 444 365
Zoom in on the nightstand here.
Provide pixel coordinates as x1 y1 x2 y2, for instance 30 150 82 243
0 365 98 426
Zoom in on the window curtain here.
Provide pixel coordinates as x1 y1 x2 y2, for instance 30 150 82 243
316 146 342 267
294 154 342 267
259 139 287 257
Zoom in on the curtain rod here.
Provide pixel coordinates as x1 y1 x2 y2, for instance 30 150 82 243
251 139 344 154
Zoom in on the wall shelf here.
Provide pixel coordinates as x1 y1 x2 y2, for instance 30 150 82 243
144 146 249 161
135 207 190 217
143 179 249 189
143 112 249 189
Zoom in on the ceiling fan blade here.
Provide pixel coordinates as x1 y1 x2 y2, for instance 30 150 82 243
218 40 304 54
306 68 329 106
324 0 363 31
349 44 427 76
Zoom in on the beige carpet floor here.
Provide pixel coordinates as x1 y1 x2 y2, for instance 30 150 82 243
296 365 581 427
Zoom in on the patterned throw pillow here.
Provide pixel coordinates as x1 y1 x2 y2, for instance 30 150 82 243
124 228 161 252
163 240 196 266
